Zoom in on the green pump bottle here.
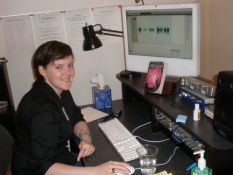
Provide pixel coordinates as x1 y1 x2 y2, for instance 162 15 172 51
191 150 212 175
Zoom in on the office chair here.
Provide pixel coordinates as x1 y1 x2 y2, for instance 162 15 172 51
0 124 14 175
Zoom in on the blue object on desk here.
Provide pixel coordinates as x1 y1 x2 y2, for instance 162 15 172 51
186 162 197 171
176 115 187 123
92 85 112 110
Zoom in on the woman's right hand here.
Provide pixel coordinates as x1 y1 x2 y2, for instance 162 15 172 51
90 161 131 175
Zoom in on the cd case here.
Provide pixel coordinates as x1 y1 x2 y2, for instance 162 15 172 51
145 61 167 94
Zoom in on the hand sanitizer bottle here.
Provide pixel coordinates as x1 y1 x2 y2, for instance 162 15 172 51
193 103 201 121
191 150 212 175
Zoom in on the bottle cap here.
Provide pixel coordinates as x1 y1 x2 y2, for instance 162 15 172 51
195 103 200 110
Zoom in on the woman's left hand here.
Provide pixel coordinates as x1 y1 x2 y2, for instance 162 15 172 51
77 139 95 161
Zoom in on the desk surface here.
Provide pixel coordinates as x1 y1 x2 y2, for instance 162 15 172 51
83 100 192 175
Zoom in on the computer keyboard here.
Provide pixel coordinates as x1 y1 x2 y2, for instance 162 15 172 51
98 118 142 162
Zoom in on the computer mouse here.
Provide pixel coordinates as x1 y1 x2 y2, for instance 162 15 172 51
114 166 135 175
127 166 135 175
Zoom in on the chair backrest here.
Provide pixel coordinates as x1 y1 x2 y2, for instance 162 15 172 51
0 124 14 175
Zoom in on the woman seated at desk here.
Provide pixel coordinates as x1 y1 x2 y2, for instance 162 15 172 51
12 40 130 175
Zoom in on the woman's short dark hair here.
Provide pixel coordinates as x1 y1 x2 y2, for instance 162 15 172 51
32 40 73 79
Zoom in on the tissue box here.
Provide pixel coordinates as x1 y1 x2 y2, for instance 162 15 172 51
92 85 112 110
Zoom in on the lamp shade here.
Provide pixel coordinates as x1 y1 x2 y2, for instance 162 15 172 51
83 25 102 51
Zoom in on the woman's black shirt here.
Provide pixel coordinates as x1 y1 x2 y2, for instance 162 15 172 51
12 79 85 175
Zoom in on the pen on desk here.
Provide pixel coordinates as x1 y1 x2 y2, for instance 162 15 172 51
186 162 197 171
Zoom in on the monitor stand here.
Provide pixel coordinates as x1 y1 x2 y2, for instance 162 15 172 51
119 70 141 78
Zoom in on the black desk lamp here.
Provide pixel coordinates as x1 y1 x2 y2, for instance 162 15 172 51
82 24 123 51
82 24 140 78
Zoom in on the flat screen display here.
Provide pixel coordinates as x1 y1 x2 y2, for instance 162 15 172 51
127 9 192 59
122 4 200 76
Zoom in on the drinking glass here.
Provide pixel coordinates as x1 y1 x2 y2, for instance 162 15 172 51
136 144 159 174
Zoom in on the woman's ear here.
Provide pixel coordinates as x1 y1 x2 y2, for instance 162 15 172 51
38 65 46 78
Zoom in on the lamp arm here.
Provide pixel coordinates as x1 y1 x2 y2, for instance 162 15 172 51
102 28 123 34
93 24 123 37
102 28 123 37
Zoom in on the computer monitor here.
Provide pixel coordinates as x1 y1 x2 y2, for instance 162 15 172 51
122 3 200 76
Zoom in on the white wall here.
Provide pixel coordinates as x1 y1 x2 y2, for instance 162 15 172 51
0 0 199 108
200 0 233 81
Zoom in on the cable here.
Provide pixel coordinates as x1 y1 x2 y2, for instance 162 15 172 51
131 120 179 170
157 146 179 167
131 118 169 143
131 121 151 134
131 113 164 135
135 136 170 143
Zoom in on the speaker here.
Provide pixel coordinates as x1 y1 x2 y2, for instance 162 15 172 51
213 71 233 142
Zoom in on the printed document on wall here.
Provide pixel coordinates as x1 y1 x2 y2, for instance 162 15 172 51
32 12 65 47
2 15 35 58
0 19 6 57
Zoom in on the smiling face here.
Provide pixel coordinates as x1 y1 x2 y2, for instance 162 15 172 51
38 55 75 95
